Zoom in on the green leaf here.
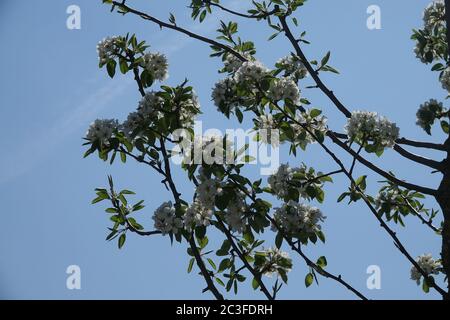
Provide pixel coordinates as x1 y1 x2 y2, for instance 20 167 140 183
119 59 128 74
215 277 225 287
321 51 331 67
187 258 195 273
316 256 327 268
310 108 322 118
441 120 449 134
218 258 231 272
305 272 314 287
118 233 126 249
207 258 217 270
107 60 117 78
275 232 283 249
121 190 135 195
199 10 207 22
252 277 260 290
422 278 430 293
355 175 367 190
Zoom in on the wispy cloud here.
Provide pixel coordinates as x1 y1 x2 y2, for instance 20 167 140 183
0 78 131 184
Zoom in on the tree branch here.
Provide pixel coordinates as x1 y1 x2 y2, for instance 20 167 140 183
215 217 274 300
195 0 278 19
110 1 247 61
327 132 438 196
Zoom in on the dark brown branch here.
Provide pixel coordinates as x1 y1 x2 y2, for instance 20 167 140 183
215 217 274 300
396 137 448 152
278 15 352 118
398 196 440 233
196 0 278 19
126 220 162 236
327 132 438 196
393 145 443 171
111 1 247 61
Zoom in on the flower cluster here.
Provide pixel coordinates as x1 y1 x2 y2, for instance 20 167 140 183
256 114 280 147
292 111 328 145
223 53 251 73
176 90 200 128
268 164 296 199
141 52 169 81
97 36 120 65
224 191 248 233
410 254 442 285
121 91 164 139
212 58 270 115
255 247 293 278
276 55 308 80
413 1 447 64
273 200 325 236
152 201 183 235
268 77 301 104
423 0 446 31
183 201 213 231
416 99 444 133
345 111 400 149
211 78 241 113
234 61 269 83
195 169 224 209
85 119 119 145
374 187 400 210
182 135 234 165
440 67 450 93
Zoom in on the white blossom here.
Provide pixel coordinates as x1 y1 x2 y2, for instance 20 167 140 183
423 0 446 31
374 188 399 210
85 119 118 145
256 114 280 147
234 60 269 83
97 36 120 64
137 91 164 118
152 201 183 235
268 77 301 104
410 254 441 284
416 99 444 131
183 200 213 231
292 111 328 145
268 164 295 199
345 111 400 148
440 67 450 92
121 112 141 140
176 90 200 128
224 192 248 233
121 91 164 139
141 52 169 81
212 77 239 110
276 55 308 80
195 170 223 209
273 200 325 235
224 53 251 73
257 247 292 278
186 135 234 165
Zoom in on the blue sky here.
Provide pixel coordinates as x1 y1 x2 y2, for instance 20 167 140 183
0 0 447 299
